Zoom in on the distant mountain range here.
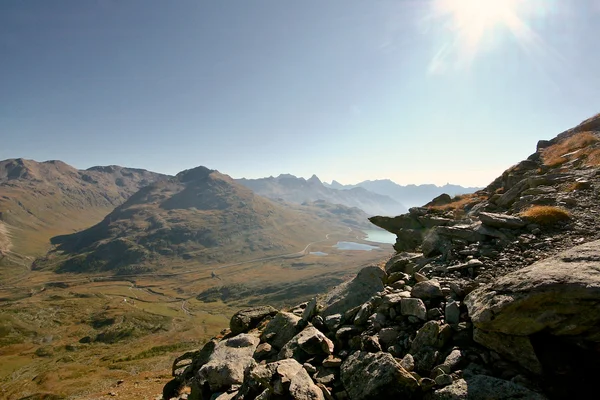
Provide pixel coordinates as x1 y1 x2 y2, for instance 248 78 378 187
237 174 407 216
324 179 482 208
37 167 360 274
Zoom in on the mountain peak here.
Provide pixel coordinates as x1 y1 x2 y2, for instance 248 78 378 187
307 174 322 185
176 166 216 183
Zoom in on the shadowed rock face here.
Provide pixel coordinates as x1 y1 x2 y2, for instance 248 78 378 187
466 239 600 398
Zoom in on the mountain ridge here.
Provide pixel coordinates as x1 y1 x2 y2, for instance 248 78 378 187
38 166 364 275
324 179 482 208
237 174 407 217
0 158 170 273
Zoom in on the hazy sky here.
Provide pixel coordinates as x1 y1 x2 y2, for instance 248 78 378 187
1 0 599 186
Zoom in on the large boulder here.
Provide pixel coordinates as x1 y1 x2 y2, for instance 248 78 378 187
465 239 600 398
340 351 420 400
318 266 386 318
425 374 547 399
279 326 334 361
197 333 260 392
261 311 302 350
249 359 324 400
230 306 278 335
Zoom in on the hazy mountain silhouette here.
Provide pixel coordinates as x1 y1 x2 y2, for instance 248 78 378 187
237 174 407 216
324 179 482 208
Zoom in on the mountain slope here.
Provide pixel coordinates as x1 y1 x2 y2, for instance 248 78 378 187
40 167 352 274
0 159 169 271
237 174 407 216
325 179 481 208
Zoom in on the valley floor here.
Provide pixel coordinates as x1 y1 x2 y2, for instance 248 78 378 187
0 228 392 399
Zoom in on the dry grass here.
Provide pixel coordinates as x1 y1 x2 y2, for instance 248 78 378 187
428 193 487 213
542 132 600 167
520 206 571 226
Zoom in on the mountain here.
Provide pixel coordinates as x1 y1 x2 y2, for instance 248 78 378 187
236 174 407 216
324 179 481 208
39 167 354 275
0 158 169 272
162 114 600 400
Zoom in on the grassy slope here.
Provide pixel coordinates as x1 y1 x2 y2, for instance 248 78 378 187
38 168 368 275
0 159 168 279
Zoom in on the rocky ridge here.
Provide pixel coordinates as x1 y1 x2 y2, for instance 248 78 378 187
163 114 600 400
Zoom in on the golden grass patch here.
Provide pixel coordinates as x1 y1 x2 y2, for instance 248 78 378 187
542 132 600 167
428 193 487 213
520 205 571 226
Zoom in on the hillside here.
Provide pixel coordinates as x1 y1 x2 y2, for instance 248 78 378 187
237 174 407 216
161 113 600 400
0 159 168 275
326 179 481 208
38 167 359 275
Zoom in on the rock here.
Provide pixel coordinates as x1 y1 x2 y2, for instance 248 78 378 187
370 215 423 234
261 312 302 350
422 230 452 258
410 321 447 354
442 349 463 371
361 335 382 352
250 359 324 400
471 329 542 375
400 353 415 371
414 272 429 282
445 301 460 325
353 302 373 326
377 328 399 349
340 351 420 400
466 240 600 375
385 252 423 274
425 375 548 399
495 178 530 208
478 212 526 229
254 343 275 361
279 326 334 361
335 325 362 342
302 298 318 322
322 355 343 368
197 333 260 392
230 306 278 335
400 298 427 320
319 266 386 318
411 281 444 300
434 374 453 387
387 271 410 284
425 193 452 207
395 229 424 252
324 314 342 332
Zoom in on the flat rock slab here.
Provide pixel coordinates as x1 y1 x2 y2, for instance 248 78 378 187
478 212 526 229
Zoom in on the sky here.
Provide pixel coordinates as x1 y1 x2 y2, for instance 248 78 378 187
1 0 600 187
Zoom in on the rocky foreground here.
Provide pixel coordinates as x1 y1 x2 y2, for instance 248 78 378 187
163 115 600 400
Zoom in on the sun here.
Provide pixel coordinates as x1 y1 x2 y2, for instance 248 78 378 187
429 0 536 72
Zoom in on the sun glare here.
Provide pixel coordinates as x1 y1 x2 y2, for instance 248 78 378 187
429 0 540 72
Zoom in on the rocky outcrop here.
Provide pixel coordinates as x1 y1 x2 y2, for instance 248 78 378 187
165 263 550 400
465 240 600 398
230 306 278 335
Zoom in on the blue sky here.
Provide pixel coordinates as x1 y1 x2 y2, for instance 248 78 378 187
1 0 599 186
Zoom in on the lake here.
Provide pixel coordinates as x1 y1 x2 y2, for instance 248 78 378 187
362 229 397 244
310 251 328 256
334 241 380 251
